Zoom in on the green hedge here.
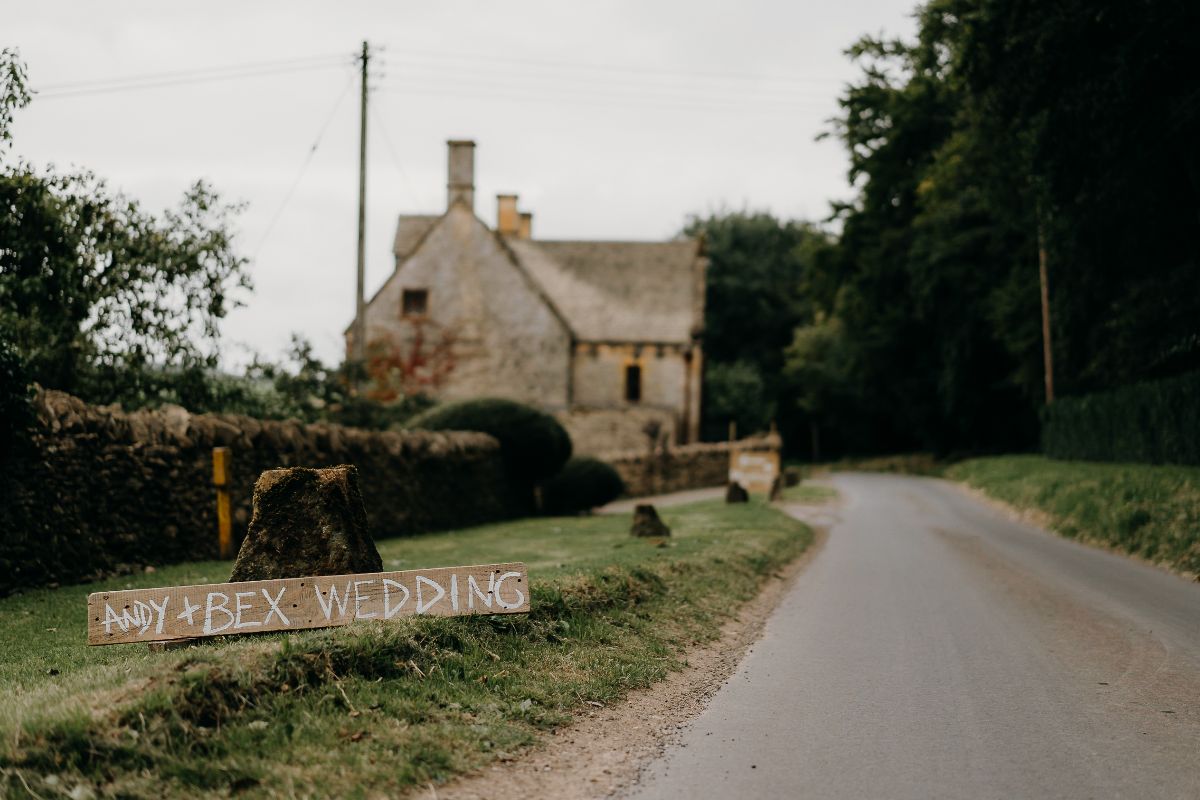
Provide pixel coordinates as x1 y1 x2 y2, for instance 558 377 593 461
541 457 625 515
1041 370 1200 464
0 333 33 464
408 397 572 481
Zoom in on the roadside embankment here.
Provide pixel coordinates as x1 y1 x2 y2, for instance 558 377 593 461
0 499 812 798
945 455 1200 578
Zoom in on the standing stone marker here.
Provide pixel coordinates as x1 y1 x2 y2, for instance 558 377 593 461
231 464 381 581
87 562 530 646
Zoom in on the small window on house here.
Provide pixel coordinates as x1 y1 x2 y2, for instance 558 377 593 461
624 364 642 403
402 288 428 317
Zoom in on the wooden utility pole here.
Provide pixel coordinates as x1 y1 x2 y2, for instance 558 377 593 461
1038 225 1055 404
352 41 370 382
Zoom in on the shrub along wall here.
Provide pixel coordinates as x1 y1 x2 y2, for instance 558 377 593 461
0 390 525 594
1041 370 1200 465
602 434 782 498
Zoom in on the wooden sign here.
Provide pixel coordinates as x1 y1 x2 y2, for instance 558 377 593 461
87 562 529 646
729 449 780 495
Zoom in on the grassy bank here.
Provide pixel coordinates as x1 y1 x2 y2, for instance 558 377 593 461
0 499 812 798
946 455 1200 577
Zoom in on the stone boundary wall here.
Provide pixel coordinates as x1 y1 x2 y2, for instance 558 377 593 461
557 406 678 456
1 390 525 594
601 434 782 498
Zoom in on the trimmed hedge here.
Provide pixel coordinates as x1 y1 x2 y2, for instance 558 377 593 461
1041 370 1200 465
0 335 32 463
408 398 572 481
541 457 625 515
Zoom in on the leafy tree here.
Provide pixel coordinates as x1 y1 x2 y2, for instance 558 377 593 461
684 211 833 444
0 48 30 150
0 51 252 407
799 0 1198 458
784 316 855 460
959 0 1200 390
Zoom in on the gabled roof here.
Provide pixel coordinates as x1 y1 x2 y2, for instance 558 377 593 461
393 215 441 261
506 239 701 344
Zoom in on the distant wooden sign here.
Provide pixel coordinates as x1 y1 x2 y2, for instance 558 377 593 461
729 449 780 495
87 562 529 646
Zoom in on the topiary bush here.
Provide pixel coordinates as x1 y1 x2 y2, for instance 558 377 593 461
408 397 572 482
540 457 625 515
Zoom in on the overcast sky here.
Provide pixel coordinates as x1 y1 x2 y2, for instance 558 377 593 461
8 0 916 368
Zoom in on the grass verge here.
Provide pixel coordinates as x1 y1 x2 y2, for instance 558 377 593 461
0 499 810 798
945 455 1200 577
781 483 838 504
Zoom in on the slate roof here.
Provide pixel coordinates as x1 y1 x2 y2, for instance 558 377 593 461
505 239 701 344
392 215 441 261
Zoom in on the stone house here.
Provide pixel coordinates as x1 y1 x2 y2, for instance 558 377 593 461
347 140 707 454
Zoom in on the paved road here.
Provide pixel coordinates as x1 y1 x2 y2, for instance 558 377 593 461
627 473 1200 799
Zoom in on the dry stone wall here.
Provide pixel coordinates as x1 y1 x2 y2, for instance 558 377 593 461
602 434 781 498
0 390 524 594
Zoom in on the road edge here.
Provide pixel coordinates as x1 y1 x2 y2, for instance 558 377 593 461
423 503 833 800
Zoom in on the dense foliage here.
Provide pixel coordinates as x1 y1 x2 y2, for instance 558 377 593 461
0 166 252 405
407 397 572 482
540 457 625 515
0 332 32 463
1 49 253 409
781 0 1199 457
1041 371 1200 466
684 212 833 446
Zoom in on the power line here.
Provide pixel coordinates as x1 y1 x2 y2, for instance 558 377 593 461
253 71 358 259
382 46 841 88
34 54 352 99
379 82 832 115
381 64 833 104
370 105 420 205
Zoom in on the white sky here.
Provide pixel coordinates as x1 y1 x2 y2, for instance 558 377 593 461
7 0 915 368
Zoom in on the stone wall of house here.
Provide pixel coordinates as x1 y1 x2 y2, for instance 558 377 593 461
601 434 782 498
0 390 526 595
358 205 573 409
557 406 679 456
571 342 691 411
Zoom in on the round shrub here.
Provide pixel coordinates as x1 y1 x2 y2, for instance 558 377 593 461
540 457 625 515
407 397 572 481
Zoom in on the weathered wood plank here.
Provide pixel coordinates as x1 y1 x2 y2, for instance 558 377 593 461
87 562 529 646
729 450 780 495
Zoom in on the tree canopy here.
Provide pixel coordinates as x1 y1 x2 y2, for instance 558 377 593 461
780 0 1199 457
0 49 252 408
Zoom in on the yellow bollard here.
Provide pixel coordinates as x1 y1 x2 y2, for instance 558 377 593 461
212 447 232 560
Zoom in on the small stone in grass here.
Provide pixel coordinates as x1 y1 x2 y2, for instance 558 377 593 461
631 504 671 538
726 482 749 503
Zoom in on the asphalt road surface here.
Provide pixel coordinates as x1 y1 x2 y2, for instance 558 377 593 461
627 472 1200 799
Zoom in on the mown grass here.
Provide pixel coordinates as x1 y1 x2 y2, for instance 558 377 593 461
781 483 838 504
946 455 1200 577
0 499 811 798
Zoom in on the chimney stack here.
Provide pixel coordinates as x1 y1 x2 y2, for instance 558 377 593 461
518 212 533 240
447 140 475 210
496 194 519 236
